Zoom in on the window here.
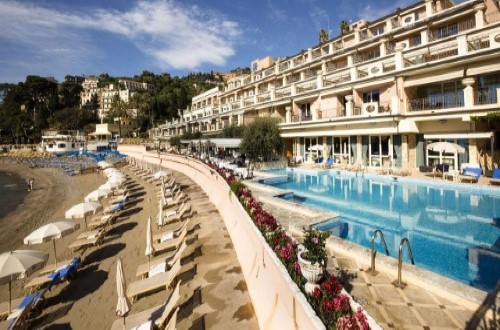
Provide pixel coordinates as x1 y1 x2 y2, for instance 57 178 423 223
362 90 380 103
369 135 392 167
409 34 421 47
436 23 458 39
301 103 311 119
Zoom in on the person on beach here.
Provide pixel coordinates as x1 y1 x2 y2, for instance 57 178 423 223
29 178 34 191
26 179 31 192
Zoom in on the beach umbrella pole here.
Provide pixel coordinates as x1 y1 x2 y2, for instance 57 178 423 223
84 215 88 230
53 238 58 268
8 281 11 314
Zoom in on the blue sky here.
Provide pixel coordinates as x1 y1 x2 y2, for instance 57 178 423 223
0 0 415 83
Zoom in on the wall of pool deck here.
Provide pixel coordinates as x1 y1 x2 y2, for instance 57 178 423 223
118 145 382 330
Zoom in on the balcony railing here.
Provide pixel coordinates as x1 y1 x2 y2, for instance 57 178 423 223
407 94 464 111
404 47 458 67
467 38 490 52
475 90 498 105
318 108 345 119
312 49 322 59
354 49 380 64
258 93 271 103
323 73 351 87
275 88 291 99
264 68 275 77
291 114 313 122
429 18 475 41
279 62 290 72
296 83 317 93
293 57 304 66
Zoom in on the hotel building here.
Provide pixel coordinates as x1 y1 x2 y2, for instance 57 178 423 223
156 0 500 172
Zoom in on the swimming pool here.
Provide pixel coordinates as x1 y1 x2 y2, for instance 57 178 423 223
261 169 500 292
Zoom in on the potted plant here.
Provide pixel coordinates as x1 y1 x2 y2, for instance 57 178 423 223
298 227 330 292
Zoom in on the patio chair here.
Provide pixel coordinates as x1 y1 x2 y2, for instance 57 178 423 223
490 168 500 185
321 157 334 169
68 230 105 253
126 257 181 303
136 240 187 279
458 167 482 183
160 203 191 227
153 227 188 257
110 281 181 330
432 163 449 178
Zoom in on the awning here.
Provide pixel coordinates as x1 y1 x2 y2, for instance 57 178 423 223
467 59 500 76
424 132 493 139
404 68 464 88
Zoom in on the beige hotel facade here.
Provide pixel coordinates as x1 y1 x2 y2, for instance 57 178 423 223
157 0 500 173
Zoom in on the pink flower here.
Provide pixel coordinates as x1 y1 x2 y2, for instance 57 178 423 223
312 237 319 244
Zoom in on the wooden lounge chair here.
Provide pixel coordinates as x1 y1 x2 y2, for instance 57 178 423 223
153 227 188 257
490 169 500 185
160 203 191 227
68 231 105 253
2 288 47 330
110 281 181 330
87 215 114 231
37 258 75 275
136 240 187 279
154 218 190 242
126 257 181 303
24 257 81 293
162 192 186 209
458 167 482 183
109 192 129 205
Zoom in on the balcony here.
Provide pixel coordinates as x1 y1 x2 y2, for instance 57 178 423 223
291 114 313 122
275 87 292 99
428 18 475 42
407 94 464 112
279 62 290 72
257 92 271 103
354 49 380 64
404 44 458 68
467 37 490 52
475 90 498 105
296 82 317 93
325 59 348 73
323 73 351 87
318 108 346 119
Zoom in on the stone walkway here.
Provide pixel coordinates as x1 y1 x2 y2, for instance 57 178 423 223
246 175 497 329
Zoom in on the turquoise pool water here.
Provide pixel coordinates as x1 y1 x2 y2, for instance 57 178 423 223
262 170 500 292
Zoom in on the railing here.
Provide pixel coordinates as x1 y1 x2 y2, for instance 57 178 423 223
296 82 317 93
312 49 322 59
429 18 475 41
407 94 464 111
275 88 291 98
257 93 271 103
323 73 351 87
279 62 290 72
325 59 348 72
378 101 392 113
288 75 300 83
354 49 381 64
467 38 490 52
404 47 458 67
243 77 251 84
293 57 304 66
264 68 274 77
383 62 396 72
475 90 498 105
353 105 362 116
317 108 345 119
291 115 313 122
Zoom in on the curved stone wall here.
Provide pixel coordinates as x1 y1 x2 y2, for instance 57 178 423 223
119 145 325 330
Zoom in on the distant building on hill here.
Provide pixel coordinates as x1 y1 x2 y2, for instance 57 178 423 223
80 76 99 108
64 75 85 84
98 79 148 120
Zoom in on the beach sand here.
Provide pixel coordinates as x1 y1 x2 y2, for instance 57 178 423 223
0 162 258 329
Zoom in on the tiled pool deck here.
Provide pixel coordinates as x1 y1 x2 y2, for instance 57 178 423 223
246 168 499 329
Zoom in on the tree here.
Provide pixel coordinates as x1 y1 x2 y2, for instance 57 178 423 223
240 117 283 163
340 20 350 35
222 123 244 138
169 135 181 151
59 81 83 108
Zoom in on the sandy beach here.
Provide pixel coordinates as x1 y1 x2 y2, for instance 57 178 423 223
0 161 258 329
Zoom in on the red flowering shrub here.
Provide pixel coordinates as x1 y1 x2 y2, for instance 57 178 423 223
214 163 369 329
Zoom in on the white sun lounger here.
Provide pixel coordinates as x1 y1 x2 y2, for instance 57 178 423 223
152 226 188 257
136 239 187 279
127 257 181 303
159 203 191 227
154 218 190 242
110 281 181 330
162 192 186 209
67 230 104 252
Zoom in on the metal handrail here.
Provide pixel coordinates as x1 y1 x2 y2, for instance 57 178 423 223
395 237 415 288
371 229 389 274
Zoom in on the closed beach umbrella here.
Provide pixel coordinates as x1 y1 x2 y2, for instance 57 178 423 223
145 217 155 269
24 221 80 268
100 181 121 191
0 250 48 313
84 188 113 203
115 258 131 328
97 161 112 169
103 168 121 177
65 201 102 229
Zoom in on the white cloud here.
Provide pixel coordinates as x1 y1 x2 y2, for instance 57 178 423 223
0 0 241 75
359 0 415 21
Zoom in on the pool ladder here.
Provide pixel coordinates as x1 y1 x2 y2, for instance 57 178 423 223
370 229 389 275
393 237 415 288
370 230 415 289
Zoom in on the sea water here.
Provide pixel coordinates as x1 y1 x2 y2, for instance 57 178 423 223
0 170 28 219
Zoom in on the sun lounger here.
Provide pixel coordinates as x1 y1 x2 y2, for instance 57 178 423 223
87 215 114 231
160 203 191 227
103 200 125 215
458 167 482 183
154 218 190 242
3 288 47 330
164 307 179 330
109 193 129 205
153 227 188 257
111 281 181 330
136 240 187 279
127 258 181 303
68 231 104 252
24 257 81 293
162 192 186 209
37 258 75 275
490 168 500 185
